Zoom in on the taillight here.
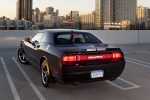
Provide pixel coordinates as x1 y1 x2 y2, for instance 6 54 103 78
112 52 123 62
112 52 122 58
61 52 123 66
62 55 76 61
61 55 77 66
77 54 112 61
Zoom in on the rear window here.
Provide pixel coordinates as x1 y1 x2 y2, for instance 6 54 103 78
54 32 101 45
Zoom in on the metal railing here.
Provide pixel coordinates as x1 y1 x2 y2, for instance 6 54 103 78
25 21 39 30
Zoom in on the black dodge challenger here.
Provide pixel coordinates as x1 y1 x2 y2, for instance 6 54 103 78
18 29 126 88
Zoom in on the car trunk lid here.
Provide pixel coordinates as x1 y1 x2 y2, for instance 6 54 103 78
56 43 121 53
57 44 124 66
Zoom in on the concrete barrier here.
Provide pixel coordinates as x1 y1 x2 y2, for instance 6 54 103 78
0 30 149 48
85 30 139 45
0 30 37 48
139 30 150 44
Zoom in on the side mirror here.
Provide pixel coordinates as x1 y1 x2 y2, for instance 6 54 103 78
25 37 31 42
34 40 41 48
34 40 39 43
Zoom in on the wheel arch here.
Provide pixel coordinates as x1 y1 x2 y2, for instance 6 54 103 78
40 56 48 67
20 43 23 47
20 40 24 48
40 56 56 84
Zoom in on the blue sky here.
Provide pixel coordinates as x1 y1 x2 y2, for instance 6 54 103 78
0 0 150 19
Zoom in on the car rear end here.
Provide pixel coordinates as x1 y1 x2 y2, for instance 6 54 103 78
61 48 125 84
53 31 126 84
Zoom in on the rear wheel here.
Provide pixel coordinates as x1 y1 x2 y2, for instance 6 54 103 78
18 48 29 64
41 60 53 88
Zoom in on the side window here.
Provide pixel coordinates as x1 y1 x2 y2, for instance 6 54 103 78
41 34 47 43
31 33 44 43
56 34 71 44
58 34 71 39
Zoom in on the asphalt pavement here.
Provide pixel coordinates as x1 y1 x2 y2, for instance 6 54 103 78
1 44 150 100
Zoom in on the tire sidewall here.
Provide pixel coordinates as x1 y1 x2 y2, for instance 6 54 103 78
41 60 51 88
18 48 28 64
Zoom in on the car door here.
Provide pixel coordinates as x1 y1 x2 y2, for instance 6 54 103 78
23 38 35 62
29 32 44 65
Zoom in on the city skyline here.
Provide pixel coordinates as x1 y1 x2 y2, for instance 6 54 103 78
0 0 150 19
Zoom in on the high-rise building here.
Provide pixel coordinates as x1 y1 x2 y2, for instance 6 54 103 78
66 14 70 20
16 0 33 21
70 11 79 22
95 0 103 29
16 1 19 19
95 0 137 29
38 12 46 23
70 11 80 29
46 7 54 14
114 0 137 22
34 8 40 16
80 12 95 29
137 5 150 29
33 8 40 22
103 0 114 22
56 9 59 16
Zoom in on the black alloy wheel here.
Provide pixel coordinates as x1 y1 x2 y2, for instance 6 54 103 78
18 48 28 64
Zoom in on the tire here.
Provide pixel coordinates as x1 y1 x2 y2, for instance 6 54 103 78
41 60 52 88
18 48 29 64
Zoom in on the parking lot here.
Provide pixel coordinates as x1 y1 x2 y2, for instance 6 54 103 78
1 44 150 100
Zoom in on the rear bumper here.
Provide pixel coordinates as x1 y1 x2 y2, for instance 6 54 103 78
56 60 125 84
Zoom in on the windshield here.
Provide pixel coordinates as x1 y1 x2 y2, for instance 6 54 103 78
54 32 102 45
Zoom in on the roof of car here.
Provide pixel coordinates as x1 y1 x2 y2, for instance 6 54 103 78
38 29 89 34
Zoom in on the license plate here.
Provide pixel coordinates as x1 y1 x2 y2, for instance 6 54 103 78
91 70 104 78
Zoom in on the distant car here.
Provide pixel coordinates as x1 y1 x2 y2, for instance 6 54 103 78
18 29 126 88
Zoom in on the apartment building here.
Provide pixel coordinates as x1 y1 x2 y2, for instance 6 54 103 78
80 12 95 29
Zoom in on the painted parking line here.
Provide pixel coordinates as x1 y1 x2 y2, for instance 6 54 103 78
125 56 150 69
135 50 150 53
135 50 150 54
12 57 46 100
126 60 150 69
106 78 141 90
0 57 20 100
140 50 150 53
125 57 150 65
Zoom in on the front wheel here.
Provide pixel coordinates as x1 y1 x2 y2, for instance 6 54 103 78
18 48 29 64
41 60 53 88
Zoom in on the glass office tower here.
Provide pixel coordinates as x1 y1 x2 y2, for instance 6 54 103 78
16 0 32 21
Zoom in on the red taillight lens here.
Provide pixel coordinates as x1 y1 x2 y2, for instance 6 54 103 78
61 52 123 66
61 55 77 66
112 52 122 58
77 54 112 61
62 55 76 61
112 52 122 62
